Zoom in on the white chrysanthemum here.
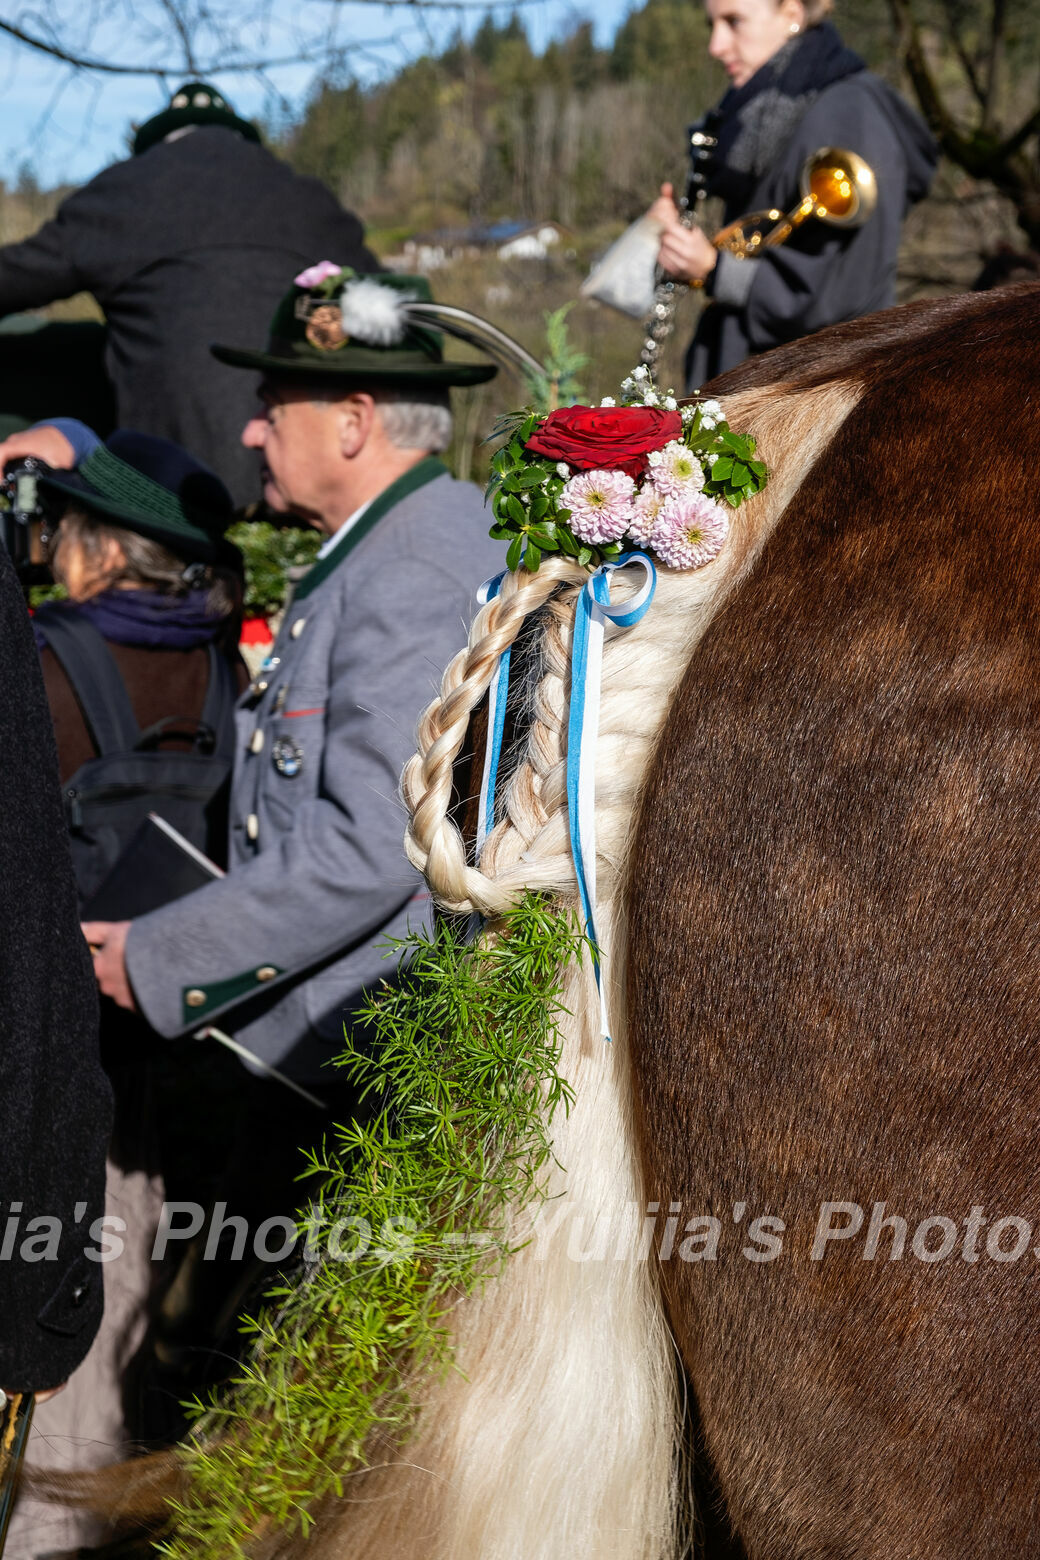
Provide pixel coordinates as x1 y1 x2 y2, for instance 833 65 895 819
339 278 415 345
627 484 666 546
650 492 729 570
560 469 635 546
647 439 705 499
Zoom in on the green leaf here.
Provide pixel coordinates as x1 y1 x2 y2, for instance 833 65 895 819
578 546 593 568
528 490 548 521
506 534 524 572
488 524 512 541
528 524 558 549
711 457 734 480
505 495 527 527
524 541 542 571
557 528 580 558
516 464 548 489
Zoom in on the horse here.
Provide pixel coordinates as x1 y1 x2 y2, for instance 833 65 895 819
59 282 1040 1558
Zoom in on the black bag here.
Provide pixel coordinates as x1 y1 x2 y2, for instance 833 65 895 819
34 604 237 909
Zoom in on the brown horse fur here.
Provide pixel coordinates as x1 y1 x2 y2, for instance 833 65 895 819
57 285 1040 1557
628 281 1040 1558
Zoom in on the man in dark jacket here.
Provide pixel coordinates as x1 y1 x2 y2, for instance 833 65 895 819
0 83 379 504
0 542 112 1398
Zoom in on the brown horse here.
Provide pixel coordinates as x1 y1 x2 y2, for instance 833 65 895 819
58 284 1040 1558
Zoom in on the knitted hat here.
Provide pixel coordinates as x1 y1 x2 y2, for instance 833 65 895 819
211 266 498 389
133 82 260 158
39 431 235 564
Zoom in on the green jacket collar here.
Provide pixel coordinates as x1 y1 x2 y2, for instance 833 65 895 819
288 456 450 604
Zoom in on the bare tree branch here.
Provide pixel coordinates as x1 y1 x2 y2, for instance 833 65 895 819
156 0 199 71
982 0 1007 134
0 14 406 73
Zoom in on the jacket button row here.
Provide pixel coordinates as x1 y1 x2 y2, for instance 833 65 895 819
291 618 306 639
246 814 259 841
249 729 265 754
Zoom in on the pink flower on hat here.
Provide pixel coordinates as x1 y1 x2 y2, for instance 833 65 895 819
294 260 344 288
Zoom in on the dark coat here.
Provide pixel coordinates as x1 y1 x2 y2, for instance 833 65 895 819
0 129 379 504
686 73 938 388
0 553 112 1392
41 635 249 786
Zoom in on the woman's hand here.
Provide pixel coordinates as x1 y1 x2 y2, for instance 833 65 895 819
647 183 718 283
0 426 76 472
81 920 137 1011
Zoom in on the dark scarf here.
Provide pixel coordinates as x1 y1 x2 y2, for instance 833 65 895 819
34 587 226 652
703 22 865 217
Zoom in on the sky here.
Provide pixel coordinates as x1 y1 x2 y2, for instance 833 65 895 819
0 0 638 189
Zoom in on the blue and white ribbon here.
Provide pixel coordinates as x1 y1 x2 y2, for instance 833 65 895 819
566 553 657 1040
475 554 657 1040
475 571 509 860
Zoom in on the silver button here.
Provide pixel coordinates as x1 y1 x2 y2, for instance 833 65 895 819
246 813 259 841
249 729 265 754
290 618 306 640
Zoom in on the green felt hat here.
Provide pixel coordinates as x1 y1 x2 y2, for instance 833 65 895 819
133 82 260 158
211 268 498 389
39 431 235 565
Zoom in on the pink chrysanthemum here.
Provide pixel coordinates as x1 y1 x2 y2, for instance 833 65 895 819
650 492 729 570
560 469 635 546
626 484 666 546
646 439 706 500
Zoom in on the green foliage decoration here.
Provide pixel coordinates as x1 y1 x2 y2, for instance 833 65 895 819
485 379 768 575
161 895 587 1557
228 520 321 618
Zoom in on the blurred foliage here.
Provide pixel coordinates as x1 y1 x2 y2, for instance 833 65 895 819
229 519 321 617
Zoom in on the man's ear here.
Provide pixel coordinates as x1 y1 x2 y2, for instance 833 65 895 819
336 393 377 460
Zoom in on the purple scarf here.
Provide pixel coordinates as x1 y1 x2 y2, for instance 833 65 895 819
34 588 226 652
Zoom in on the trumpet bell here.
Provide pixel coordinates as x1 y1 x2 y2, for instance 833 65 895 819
803 147 877 228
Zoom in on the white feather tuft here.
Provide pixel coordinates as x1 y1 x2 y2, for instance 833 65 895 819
339 278 415 346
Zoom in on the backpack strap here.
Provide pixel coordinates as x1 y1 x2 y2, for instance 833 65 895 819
200 644 238 761
33 604 141 755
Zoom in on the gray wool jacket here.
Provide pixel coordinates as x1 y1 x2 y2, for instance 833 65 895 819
125 460 503 1083
685 73 938 388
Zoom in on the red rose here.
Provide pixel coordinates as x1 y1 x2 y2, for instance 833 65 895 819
525 405 682 481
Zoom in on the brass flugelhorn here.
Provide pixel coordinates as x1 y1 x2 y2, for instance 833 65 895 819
704 145 877 273
639 145 876 370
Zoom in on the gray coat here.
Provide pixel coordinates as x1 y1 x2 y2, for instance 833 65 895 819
686 73 938 388
125 460 502 1083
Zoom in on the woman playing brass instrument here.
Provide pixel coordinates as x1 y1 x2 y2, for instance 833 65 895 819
649 0 938 386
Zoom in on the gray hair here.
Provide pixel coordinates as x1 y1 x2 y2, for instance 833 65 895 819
51 507 236 617
372 388 453 453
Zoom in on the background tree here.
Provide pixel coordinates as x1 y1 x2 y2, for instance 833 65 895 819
885 0 1040 245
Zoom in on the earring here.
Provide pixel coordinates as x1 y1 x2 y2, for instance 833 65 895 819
790 21 800 32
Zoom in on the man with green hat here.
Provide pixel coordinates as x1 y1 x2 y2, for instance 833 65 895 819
86 266 504 1095
0 84 377 504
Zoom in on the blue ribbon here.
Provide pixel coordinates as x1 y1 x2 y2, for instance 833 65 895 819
475 554 657 1040
475 571 510 860
566 553 657 1040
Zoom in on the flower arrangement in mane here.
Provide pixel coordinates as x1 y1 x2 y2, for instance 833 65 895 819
487 364 768 574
